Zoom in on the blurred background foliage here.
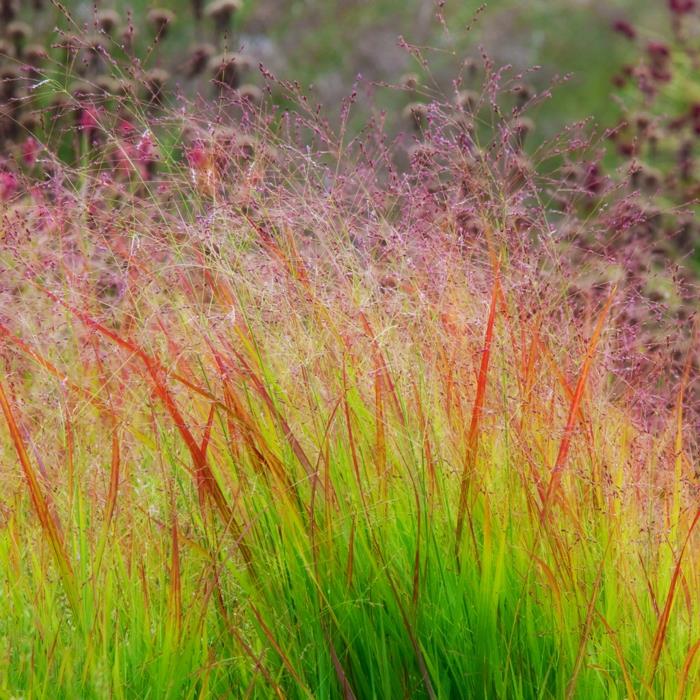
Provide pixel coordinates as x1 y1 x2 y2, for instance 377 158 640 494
6 0 700 283
2 0 656 140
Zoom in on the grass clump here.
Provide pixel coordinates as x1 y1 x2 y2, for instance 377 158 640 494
0 11 698 700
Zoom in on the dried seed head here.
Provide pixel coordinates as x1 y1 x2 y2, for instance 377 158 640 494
506 154 533 190
612 19 636 40
560 162 581 183
213 125 236 148
186 43 215 77
511 82 533 106
0 102 16 139
24 44 47 67
402 101 428 131
192 0 205 20
19 110 38 133
630 163 661 193
678 139 694 181
379 274 398 291
117 23 138 51
582 161 604 195
455 89 479 113
143 68 169 104
147 9 176 38
234 133 259 160
6 20 29 41
462 57 478 80
114 78 134 97
454 113 475 140
97 10 121 35
674 214 697 251
95 75 119 94
49 92 70 118
0 64 20 100
399 72 419 91
69 81 97 104
205 0 242 30
86 34 108 68
56 33 81 61
6 20 31 56
455 212 485 241
512 116 534 149
237 83 263 105
0 0 16 24
209 52 252 90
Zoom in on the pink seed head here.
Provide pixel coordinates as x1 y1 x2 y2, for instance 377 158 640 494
22 137 39 167
0 170 18 200
669 0 695 14
78 106 100 131
647 41 670 63
612 19 636 40
186 141 208 170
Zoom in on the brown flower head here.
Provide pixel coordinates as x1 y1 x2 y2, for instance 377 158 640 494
511 82 533 107
402 101 428 131
237 83 263 106
95 75 119 95
0 64 20 101
19 110 39 133
399 72 419 91
6 20 31 57
24 44 47 67
82 34 107 73
97 10 121 35
205 0 242 32
192 0 205 20
186 43 216 77
143 68 170 104
512 117 534 149
56 33 81 62
147 9 176 39
455 89 479 113
209 52 252 90
0 0 16 24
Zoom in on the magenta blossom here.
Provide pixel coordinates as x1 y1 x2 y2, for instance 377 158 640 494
0 170 18 200
186 140 208 170
78 106 100 132
669 0 695 14
612 19 636 40
22 137 39 167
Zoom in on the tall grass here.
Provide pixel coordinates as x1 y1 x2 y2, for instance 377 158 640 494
0 27 699 699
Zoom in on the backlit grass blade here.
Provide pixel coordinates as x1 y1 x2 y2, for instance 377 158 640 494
0 378 80 618
540 286 616 521
40 291 244 535
93 428 121 576
648 507 700 687
676 637 700 700
455 268 500 554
